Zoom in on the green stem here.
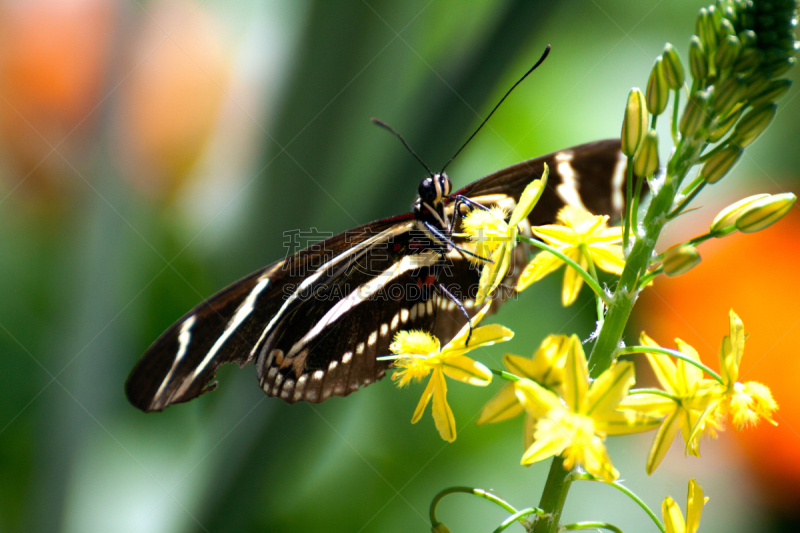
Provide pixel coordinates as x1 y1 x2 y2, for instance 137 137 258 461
588 139 703 377
631 169 645 234
638 266 663 288
671 89 681 145
616 346 723 382
579 243 605 328
430 487 524 528
493 508 543 533
668 179 706 219
519 236 611 305
491 368 521 382
628 387 679 400
531 457 575 533
577 475 666 533
563 522 623 533
624 156 634 251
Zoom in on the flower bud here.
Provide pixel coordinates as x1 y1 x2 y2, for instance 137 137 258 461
662 43 685 89
689 36 707 83
697 7 718 52
662 245 701 277
744 72 771 100
748 79 792 107
735 193 797 233
731 104 777 147
680 90 709 139
708 105 743 142
633 130 659 177
432 523 452 533
621 88 648 157
733 48 761 74
711 194 770 236
715 35 742 71
701 145 743 184
738 30 757 49
712 76 745 116
646 57 670 116
717 18 735 39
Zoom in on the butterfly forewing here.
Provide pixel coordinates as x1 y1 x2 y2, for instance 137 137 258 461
126 139 632 412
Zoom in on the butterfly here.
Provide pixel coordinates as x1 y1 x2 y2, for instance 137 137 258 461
125 137 630 412
125 47 633 412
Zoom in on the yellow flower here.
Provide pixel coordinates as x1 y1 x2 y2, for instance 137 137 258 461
617 332 722 474
461 168 548 305
513 336 659 480
385 305 513 442
663 479 708 533
689 310 778 438
476 334 570 450
517 206 625 306
621 310 778 474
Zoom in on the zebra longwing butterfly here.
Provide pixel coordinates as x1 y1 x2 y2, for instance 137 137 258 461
125 138 629 412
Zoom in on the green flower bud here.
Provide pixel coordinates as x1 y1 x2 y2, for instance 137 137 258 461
680 91 710 139
621 88 648 157
731 104 777 147
733 48 761 75
432 523 452 533
744 72 771 100
715 35 742 71
701 145 743 184
689 36 707 83
718 18 735 39
697 7 718 52
708 105 743 142
735 193 797 233
633 130 659 177
738 30 757 49
662 245 701 277
712 76 745 116
710 194 771 236
646 57 670 116
764 56 796 77
662 43 685 89
748 79 792 107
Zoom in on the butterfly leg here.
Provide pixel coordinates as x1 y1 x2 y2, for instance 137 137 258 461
450 194 491 214
422 221 492 264
437 282 474 345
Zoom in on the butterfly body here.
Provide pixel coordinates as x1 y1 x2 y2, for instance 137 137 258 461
126 139 629 412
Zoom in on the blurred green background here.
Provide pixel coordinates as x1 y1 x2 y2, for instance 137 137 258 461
1 0 798 532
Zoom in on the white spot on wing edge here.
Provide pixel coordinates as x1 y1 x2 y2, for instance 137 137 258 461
611 151 627 214
342 351 352 363
554 151 588 211
368 330 378 346
380 323 389 336
152 315 196 407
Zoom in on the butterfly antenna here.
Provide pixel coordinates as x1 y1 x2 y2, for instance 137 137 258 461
440 45 551 173
371 118 434 177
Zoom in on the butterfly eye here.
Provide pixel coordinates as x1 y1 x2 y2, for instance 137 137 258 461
438 174 452 197
418 177 437 203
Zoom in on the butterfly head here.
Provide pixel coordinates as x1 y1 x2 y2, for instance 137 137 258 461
418 173 451 207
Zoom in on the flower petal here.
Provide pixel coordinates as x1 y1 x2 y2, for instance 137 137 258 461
563 336 589 412
662 496 685 533
686 479 705 533
640 332 680 393
442 355 492 386
532 225 577 247
520 427 567 465
578 436 619 481
618 393 677 417
561 253 587 306
510 173 546 226
514 379 562 418
646 408 683 475
585 361 635 418
411 374 436 424
720 309 745 384
588 242 625 274
595 410 663 435
477 384 524 425
675 338 703 391
431 368 457 442
517 250 562 291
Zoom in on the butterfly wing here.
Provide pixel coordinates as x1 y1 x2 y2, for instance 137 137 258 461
125 215 432 411
433 139 630 340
